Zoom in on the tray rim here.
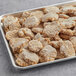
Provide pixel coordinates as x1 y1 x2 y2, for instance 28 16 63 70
0 0 76 70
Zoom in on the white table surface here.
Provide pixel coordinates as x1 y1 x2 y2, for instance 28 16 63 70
0 0 76 76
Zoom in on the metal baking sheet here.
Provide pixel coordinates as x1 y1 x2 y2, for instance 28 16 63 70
0 0 76 70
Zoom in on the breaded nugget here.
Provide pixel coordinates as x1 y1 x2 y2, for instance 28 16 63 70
41 38 51 47
50 39 63 49
32 27 43 33
43 22 51 27
42 12 59 22
60 29 73 36
34 33 43 40
68 17 76 21
60 5 76 14
23 16 40 28
32 24 43 33
60 34 71 40
56 49 65 59
22 11 30 18
59 14 69 19
2 16 21 32
28 40 43 52
43 21 62 39
39 45 57 62
43 6 60 13
16 48 39 66
19 18 26 25
6 30 18 40
18 28 34 38
22 10 44 20
9 38 29 53
54 35 61 41
60 40 75 57
16 58 28 67
59 29 73 40
73 26 76 36
34 33 50 46
30 10 44 20
60 19 75 29
70 37 76 52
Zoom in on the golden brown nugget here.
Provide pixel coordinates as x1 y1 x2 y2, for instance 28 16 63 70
74 12 76 16
60 34 71 40
50 39 63 49
23 16 40 28
42 12 59 22
40 38 50 47
2 16 21 32
59 14 69 19
9 38 29 53
60 29 73 36
34 33 43 40
60 19 76 29
34 33 50 46
43 6 60 13
73 26 76 36
22 11 44 19
6 30 18 40
56 50 65 59
16 58 28 67
30 10 44 20
70 37 76 52
18 28 34 38
68 17 76 21
32 27 43 33
43 21 62 39
16 49 39 66
60 40 75 57
43 22 52 27
19 18 26 25
60 5 76 14
22 11 30 18
32 24 43 33
54 35 61 41
28 40 43 52
39 45 57 62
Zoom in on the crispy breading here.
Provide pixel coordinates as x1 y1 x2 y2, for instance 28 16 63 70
32 24 43 33
16 49 39 66
23 16 40 28
2 16 21 32
70 37 76 52
6 30 18 40
43 21 62 39
56 49 65 59
39 45 57 62
18 28 34 38
50 39 63 49
59 19 75 29
42 12 59 22
30 10 44 20
34 33 50 46
59 14 69 19
60 40 75 57
60 29 73 36
60 5 76 14
28 40 43 52
43 6 60 13
22 11 30 18
9 38 29 53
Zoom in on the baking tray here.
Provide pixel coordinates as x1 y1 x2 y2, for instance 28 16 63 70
0 0 76 70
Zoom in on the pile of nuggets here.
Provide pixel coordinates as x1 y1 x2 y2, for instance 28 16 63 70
2 4 76 67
